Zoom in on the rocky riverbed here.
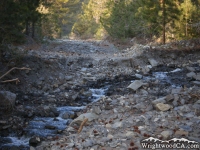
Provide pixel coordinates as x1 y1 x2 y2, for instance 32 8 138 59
0 39 200 150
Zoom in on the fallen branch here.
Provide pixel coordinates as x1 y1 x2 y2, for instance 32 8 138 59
78 118 88 134
0 67 31 80
1 78 20 84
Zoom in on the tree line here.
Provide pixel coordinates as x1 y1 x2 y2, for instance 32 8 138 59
0 0 200 47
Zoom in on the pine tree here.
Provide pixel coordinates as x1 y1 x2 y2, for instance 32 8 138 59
137 0 180 44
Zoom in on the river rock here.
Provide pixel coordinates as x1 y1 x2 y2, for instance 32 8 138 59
127 80 144 91
70 113 98 126
152 97 166 105
29 137 41 147
186 72 196 78
160 130 173 139
194 73 200 80
155 103 172 111
0 91 16 115
148 58 158 67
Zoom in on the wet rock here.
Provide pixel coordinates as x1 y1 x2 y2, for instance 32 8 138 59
45 125 56 130
62 112 75 119
127 80 144 91
29 137 41 147
155 103 172 111
0 91 16 115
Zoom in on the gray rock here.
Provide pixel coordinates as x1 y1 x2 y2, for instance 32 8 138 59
92 106 101 115
152 97 166 105
186 66 195 72
155 103 172 111
65 76 73 81
148 58 158 67
112 121 123 129
70 113 98 126
192 81 200 85
171 88 182 94
142 66 151 74
186 72 196 78
62 112 74 119
194 73 200 80
127 80 144 91
135 74 143 79
0 91 16 115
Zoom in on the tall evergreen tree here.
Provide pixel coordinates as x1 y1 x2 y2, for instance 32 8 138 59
137 0 180 44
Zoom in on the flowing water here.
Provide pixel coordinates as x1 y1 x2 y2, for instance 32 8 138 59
0 66 194 149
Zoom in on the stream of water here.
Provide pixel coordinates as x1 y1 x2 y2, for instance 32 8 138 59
0 67 187 149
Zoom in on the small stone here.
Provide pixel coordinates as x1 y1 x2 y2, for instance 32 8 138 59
175 130 189 137
112 121 123 129
125 131 135 138
106 123 112 128
45 125 56 130
186 66 195 72
160 130 173 139
107 134 114 139
155 103 172 111
70 113 98 126
152 97 166 105
135 74 143 79
148 59 158 67
166 94 174 101
29 137 41 147
127 80 144 91
186 72 196 78
194 73 200 80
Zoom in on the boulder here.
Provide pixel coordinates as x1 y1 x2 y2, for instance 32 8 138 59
0 91 16 115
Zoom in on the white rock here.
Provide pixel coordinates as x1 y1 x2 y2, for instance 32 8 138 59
112 121 123 129
148 59 158 67
160 130 173 139
155 103 172 111
127 80 144 91
107 134 114 139
125 131 136 138
70 113 98 126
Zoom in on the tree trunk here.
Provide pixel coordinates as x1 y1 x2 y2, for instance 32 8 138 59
162 0 166 44
26 20 29 36
32 21 35 38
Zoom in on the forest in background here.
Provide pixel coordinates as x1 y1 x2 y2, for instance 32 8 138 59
0 0 200 49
